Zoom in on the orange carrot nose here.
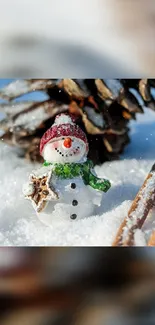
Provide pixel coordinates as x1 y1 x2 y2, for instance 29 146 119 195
63 137 72 148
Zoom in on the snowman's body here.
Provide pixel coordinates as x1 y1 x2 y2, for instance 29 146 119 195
37 175 102 225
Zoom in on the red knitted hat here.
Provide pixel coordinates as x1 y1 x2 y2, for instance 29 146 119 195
40 114 88 155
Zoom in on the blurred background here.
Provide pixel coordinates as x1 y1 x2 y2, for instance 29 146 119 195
0 248 155 324
0 0 155 77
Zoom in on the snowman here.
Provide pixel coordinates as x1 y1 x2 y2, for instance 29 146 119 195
23 114 111 225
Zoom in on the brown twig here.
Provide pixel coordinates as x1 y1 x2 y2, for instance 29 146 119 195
113 163 155 246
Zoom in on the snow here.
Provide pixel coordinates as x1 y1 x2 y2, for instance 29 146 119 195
22 182 34 196
13 105 51 131
83 107 105 128
0 108 155 246
0 101 36 116
0 80 31 98
134 229 147 246
0 80 53 100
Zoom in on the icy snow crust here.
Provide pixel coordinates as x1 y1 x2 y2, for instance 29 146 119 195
0 108 155 246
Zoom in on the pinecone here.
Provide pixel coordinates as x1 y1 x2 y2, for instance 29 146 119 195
0 79 154 164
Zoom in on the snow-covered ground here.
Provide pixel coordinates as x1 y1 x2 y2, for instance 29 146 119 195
0 108 155 246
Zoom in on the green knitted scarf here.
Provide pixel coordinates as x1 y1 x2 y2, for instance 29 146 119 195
43 159 111 192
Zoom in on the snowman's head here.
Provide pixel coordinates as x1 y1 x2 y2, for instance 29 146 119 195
40 114 89 164
43 136 87 163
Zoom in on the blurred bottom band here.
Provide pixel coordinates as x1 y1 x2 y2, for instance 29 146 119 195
0 247 154 325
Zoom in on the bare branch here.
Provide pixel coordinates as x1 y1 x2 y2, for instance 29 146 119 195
113 163 155 246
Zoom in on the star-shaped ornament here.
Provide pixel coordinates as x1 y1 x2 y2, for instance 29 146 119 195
25 171 59 213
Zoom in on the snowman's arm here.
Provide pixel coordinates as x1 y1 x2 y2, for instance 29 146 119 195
88 171 111 192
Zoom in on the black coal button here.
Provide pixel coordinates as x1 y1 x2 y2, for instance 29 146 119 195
71 183 76 189
70 214 77 220
72 200 78 206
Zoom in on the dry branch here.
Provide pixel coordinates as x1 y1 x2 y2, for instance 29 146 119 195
113 163 155 246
